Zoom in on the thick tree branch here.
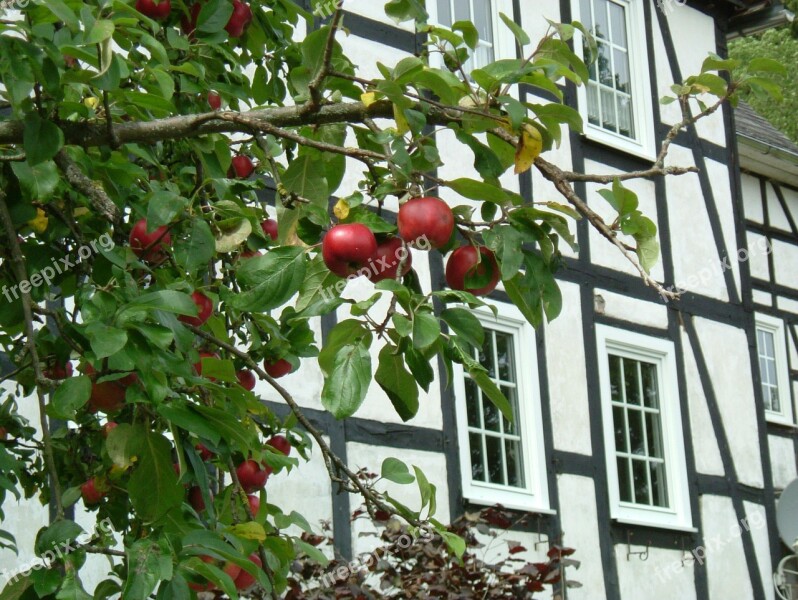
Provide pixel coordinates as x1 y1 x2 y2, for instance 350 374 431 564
54 150 121 225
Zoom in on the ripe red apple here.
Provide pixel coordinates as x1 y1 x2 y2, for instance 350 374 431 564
266 435 291 456
102 422 118 438
225 0 253 37
233 553 263 591
44 361 73 380
135 0 171 19
398 196 454 249
236 459 271 493
193 352 219 379
89 381 127 413
236 369 256 391
366 237 412 283
322 224 378 277
180 2 201 37
263 358 294 379
196 443 214 461
240 250 262 260
0 427 7 441
247 494 260 515
188 486 211 512
445 246 500 296
81 478 106 505
261 219 278 241
178 291 213 327
228 155 255 179
129 218 171 262
208 92 221 110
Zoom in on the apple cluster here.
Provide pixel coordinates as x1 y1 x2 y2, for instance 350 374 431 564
321 196 500 296
134 0 254 39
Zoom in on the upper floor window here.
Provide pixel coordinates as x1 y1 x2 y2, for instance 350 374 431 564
427 0 516 75
755 314 793 424
453 304 550 512
573 0 656 160
596 326 693 530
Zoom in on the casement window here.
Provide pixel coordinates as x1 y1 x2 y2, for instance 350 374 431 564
453 304 550 512
573 0 656 160
427 0 516 74
755 314 793 424
596 326 693 530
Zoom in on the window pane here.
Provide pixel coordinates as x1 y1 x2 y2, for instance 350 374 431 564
640 362 658 408
628 408 645 455
609 354 622 401
617 457 632 502
580 0 593 30
767 358 778 388
613 49 630 93
632 459 649 504
617 95 634 139
650 462 669 507
506 439 524 487
594 0 609 39
770 386 781 413
759 356 770 385
645 412 664 459
613 405 628 453
601 88 617 131
469 432 485 481
597 42 613 86
486 435 504 484
623 357 641 405
479 333 495 377
465 377 480 428
502 386 517 434
453 0 469 23
437 0 452 26
483 394 500 432
473 0 493 43
608 1 627 47
762 330 775 356
496 332 514 382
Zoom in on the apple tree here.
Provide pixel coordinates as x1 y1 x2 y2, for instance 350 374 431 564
0 0 784 597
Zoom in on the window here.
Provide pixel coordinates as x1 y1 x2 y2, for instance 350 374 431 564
573 0 656 160
427 0 516 74
755 314 793 424
453 304 550 512
596 326 692 530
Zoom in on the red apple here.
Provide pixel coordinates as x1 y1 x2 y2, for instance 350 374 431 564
188 486 211 512
89 381 127 413
208 91 221 110
196 443 214 461
236 369 256 391
266 435 291 456
398 196 454 250
188 556 216 592
178 291 213 327
322 223 378 277
225 0 253 37
193 352 219 379
129 218 171 262
180 2 201 37
81 478 106 505
0 427 7 441
102 422 118 438
263 358 294 379
246 494 260 516
233 553 263 590
44 361 73 380
135 0 171 19
228 155 255 179
445 246 500 296
240 250 262 260
366 237 412 283
261 219 278 241
236 459 271 492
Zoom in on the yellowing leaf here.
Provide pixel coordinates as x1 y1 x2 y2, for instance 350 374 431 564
83 97 99 109
361 91 378 107
333 198 350 220
514 125 543 175
228 521 266 541
27 208 48 233
393 104 409 135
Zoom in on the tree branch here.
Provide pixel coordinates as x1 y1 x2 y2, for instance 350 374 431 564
304 5 345 113
53 150 121 225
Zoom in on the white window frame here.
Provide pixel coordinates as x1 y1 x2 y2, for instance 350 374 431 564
572 0 656 161
596 326 693 530
426 0 517 74
452 302 551 513
755 313 793 425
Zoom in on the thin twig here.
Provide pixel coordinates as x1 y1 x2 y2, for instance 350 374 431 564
304 5 346 113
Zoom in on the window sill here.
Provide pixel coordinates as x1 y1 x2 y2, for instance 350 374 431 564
580 129 657 164
612 517 697 534
765 413 797 428
465 493 555 515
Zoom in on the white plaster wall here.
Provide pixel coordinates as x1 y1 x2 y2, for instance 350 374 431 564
346 0 416 31
595 289 669 330
753 290 773 308
706 159 742 296
777 296 798 316
783 186 798 225
615 545 696 600
693 318 763 488
766 184 792 232
747 232 772 282
744 500 776 600
701 495 755 600
769 435 798 491
741 173 765 224
556 475 607 599
773 240 798 289
545 281 592 456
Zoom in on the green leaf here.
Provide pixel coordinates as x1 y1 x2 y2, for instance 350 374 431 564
44 0 79 31
106 423 139 469
282 155 329 206
48 376 91 420
122 539 172 600
375 345 419 422
455 130 506 181
440 531 466 558
413 311 441 350
447 178 523 205
747 57 787 75
500 12 530 47
193 405 257 452
342 206 397 233
86 324 127 359
470 369 514 424
381 457 415 484
384 0 427 23
321 343 371 419
147 191 188 229
10 160 59 201
452 21 479 49
318 319 371 375
231 247 307 312
441 308 484 349
412 465 435 516
197 0 234 33
35 520 83 555
296 255 343 315
174 218 215 275
156 404 221 445
128 431 183 523
127 291 196 315
86 20 115 44
23 114 64 166
636 237 660 274
55 574 92 600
